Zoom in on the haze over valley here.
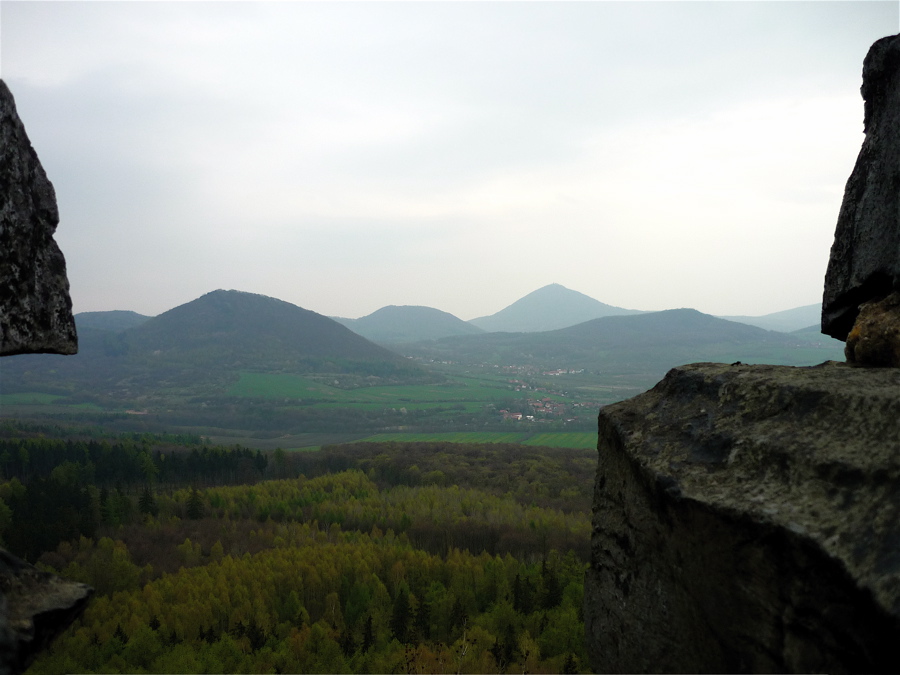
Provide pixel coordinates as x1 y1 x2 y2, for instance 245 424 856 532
1 283 843 449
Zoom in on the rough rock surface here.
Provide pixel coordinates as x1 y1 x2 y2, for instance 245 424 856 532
845 291 900 366
0 549 92 674
0 79 77 356
823 34 900 340
0 80 84 674
585 361 900 673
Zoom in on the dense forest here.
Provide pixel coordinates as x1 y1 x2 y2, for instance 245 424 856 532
3 427 594 674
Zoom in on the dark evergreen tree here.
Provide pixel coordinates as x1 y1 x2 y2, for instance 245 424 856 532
113 624 128 644
449 596 467 633
390 586 411 643
138 485 158 516
362 616 374 652
513 573 534 614
413 595 431 640
246 618 266 651
541 559 562 609
339 628 355 656
186 487 203 520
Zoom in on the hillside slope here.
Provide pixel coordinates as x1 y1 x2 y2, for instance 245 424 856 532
469 283 642 332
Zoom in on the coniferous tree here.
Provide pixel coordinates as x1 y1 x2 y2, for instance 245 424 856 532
414 595 431 641
246 618 266 651
541 559 563 609
449 596 467 634
339 628 355 656
513 573 534 614
362 616 375 652
186 487 203 520
391 586 411 643
138 485 158 516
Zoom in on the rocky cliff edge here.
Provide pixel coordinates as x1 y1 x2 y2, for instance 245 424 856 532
585 361 900 673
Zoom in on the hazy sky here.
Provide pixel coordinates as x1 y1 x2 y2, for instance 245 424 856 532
2 2 897 320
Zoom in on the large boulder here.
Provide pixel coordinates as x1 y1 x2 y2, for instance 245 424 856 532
0 79 77 356
585 361 900 673
822 34 900 341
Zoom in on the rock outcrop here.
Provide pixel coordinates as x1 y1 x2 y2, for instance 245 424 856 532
0 550 92 675
0 81 85 674
0 79 77 356
585 361 900 673
822 34 900 341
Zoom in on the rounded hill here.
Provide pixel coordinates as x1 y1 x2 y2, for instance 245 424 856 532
128 290 397 362
469 283 642 333
340 305 485 343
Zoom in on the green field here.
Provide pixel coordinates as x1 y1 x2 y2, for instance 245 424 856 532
0 392 64 405
228 372 518 406
356 431 597 448
522 432 598 448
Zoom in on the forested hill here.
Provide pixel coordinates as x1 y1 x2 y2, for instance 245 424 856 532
126 290 400 362
0 290 436 396
468 283 642 333
75 310 151 332
335 305 485 343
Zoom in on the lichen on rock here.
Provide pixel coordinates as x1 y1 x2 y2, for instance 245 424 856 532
844 291 900 366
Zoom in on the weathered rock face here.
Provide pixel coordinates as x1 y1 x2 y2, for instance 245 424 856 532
0 79 77 356
585 362 900 673
0 80 84 675
0 549 92 675
822 34 900 341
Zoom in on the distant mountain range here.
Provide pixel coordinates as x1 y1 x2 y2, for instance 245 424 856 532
2 286 837 403
0 287 844 437
468 283 643 333
331 284 824 342
717 304 821 333
398 307 844 386
334 306 484 344
67 285 826 349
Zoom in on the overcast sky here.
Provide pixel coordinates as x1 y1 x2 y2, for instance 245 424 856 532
2 1 897 320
